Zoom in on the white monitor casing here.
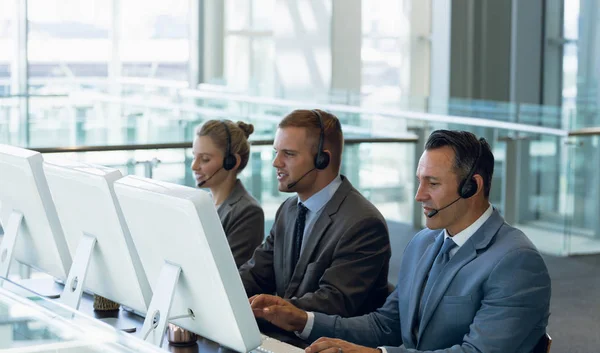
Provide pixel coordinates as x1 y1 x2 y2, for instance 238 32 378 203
43 160 152 314
0 144 71 280
114 175 261 353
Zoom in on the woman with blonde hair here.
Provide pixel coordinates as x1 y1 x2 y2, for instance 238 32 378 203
191 119 264 268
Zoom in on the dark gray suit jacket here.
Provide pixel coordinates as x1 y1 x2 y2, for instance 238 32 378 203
309 209 551 353
239 176 391 317
217 179 264 268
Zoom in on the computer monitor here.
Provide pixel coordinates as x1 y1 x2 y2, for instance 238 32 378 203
113 175 261 352
42 159 152 316
0 145 72 284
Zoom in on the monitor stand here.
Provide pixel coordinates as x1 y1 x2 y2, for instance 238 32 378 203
0 211 23 279
98 317 137 333
17 277 63 299
60 232 96 310
60 231 135 333
0 211 63 299
141 260 185 347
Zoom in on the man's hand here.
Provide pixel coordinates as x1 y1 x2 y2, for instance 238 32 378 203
306 337 380 353
249 294 308 332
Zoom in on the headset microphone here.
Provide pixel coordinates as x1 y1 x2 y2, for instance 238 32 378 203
426 196 462 218
197 167 223 187
286 168 317 189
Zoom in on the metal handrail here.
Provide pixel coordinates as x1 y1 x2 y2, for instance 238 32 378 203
0 94 69 98
568 127 600 137
29 136 419 154
66 90 568 138
179 89 568 137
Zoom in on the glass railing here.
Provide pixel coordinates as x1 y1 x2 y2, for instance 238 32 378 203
1 81 599 257
561 128 600 255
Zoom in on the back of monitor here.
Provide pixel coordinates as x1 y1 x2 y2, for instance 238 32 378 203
114 175 261 352
0 144 71 280
43 160 152 314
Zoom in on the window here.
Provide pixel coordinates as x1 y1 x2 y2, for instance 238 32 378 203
224 0 275 94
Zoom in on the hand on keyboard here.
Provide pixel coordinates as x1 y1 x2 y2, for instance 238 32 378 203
249 294 308 332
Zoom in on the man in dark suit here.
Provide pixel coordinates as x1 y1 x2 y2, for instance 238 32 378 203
239 109 391 317
249 130 551 352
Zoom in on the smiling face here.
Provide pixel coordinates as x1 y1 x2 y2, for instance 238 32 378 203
415 146 470 234
272 126 320 199
191 135 226 188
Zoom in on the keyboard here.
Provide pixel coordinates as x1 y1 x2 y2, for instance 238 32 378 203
253 334 305 353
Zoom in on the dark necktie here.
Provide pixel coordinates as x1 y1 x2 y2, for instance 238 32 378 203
291 203 308 270
419 237 457 317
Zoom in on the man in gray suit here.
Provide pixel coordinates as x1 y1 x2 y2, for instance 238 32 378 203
239 109 391 317
250 130 551 352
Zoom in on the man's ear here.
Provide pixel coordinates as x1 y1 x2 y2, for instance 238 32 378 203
473 174 484 196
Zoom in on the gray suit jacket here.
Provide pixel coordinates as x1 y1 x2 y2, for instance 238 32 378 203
309 209 551 353
239 176 391 317
217 179 264 268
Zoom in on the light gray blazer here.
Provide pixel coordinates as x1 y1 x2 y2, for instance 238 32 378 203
217 179 264 268
239 175 391 317
309 209 551 353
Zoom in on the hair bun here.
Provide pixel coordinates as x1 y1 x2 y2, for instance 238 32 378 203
237 121 254 138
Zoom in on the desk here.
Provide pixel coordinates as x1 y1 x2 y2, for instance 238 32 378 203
0 277 307 353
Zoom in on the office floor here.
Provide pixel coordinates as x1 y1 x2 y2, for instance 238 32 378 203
387 221 600 353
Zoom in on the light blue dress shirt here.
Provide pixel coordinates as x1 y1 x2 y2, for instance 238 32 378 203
296 175 343 256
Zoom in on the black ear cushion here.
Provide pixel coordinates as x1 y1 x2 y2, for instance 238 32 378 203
223 155 237 171
314 152 330 170
459 178 477 199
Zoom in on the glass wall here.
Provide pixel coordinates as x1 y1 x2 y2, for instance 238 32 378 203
0 0 193 146
551 0 600 241
224 0 275 94
563 0 599 128
361 0 411 98
27 0 111 92
0 0 15 96
118 0 190 80
561 0 579 110
5 0 194 96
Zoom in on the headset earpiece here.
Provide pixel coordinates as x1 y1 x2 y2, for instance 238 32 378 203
458 177 478 199
458 140 482 199
312 110 330 170
314 150 330 170
221 121 237 171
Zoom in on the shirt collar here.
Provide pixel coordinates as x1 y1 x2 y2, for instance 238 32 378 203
297 175 343 214
444 203 493 247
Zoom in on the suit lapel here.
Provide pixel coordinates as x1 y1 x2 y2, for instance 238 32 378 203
406 232 443 346
283 177 351 298
417 240 476 340
416 209 506 342
284 213 332 297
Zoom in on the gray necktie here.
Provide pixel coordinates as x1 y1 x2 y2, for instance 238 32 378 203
419 237 457 317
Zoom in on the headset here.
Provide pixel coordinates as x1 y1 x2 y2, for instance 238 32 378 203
457 139 483 199
312 110 330 170
221 120 237 171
